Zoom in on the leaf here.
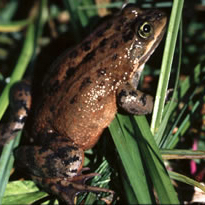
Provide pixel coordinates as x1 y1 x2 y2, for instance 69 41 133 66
2 181 48 204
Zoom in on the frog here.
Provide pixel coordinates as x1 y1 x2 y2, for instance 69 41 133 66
0 4 167 204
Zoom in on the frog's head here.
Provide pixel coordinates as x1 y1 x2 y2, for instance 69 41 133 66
120 5 167 72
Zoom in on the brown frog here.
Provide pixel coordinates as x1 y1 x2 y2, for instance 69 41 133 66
0 4 167 204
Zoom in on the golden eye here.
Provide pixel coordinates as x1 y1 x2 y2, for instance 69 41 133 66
138 22 153 39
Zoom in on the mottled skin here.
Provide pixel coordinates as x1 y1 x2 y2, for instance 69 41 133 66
0 5 167 204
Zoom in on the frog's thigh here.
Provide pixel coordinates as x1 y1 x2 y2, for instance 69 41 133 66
0 80 31 145
15 141 84 178
117 83 153 115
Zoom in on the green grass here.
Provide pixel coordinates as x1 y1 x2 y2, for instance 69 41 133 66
0 0 205 204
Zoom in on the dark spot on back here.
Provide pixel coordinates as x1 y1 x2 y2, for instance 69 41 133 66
111 40 119 48
99 38 107 47
69 50 78 58
105 22 112 30
70 95 77 104
66 67 76 79
50 105 55 112
96 29 105 37
112 54 118 61
48 80 60 95
95 22 112 37
124 21 133 29
122 30 134 42
79 77 92 91
81 40 91 51
119 17 127 24
38 146 50 155
115 25 121 31
81 50 95 64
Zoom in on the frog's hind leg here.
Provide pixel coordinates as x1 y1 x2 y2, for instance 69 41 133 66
0 80 31 145
15 138 114 204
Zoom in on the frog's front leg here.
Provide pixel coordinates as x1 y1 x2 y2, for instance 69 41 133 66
15 136 113 204
0 81 31 145
117 83 154 115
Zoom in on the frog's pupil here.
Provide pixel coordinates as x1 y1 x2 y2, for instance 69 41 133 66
143 24 151 33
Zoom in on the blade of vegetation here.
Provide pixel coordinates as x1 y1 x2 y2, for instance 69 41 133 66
78 2 124 10
169 171 205 192
121 170 138 204
165 100 200 149
63 0 82 42
0 0 18 21
151 0 184 135
155 21 182 146
79 0 97 26
0 132 21 204
161 149 205 160
35 0 48 44
0 23 35 203
2 181 47 204
159 64 204 148
177 64 204 98
134 116 179 204
109 114 153 204
83 160 112 205
0 1 36 33
0 20 31 32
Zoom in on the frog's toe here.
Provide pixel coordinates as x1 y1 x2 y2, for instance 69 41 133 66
32 172 114 205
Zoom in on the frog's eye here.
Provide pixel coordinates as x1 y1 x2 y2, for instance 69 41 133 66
138 22 153 39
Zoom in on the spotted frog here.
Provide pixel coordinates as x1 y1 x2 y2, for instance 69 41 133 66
0 5 167 204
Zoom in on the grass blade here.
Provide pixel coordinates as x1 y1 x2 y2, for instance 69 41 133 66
109 114 153 204
161 149 205 160
169 171 205 192
134 116 179 204
151 0 184 134
0 20 31 32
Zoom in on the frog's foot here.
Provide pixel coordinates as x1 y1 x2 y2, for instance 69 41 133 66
117 83 154 115
16 144 114 204
0 81 31 145
32 171 114 205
